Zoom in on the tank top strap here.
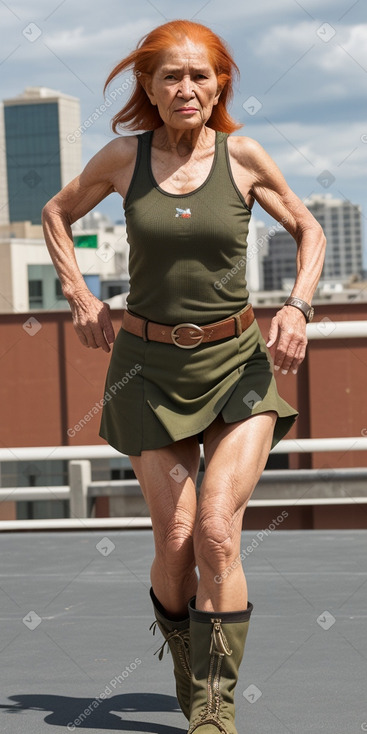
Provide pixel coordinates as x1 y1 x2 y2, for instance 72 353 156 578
209 130 229 185
139 129 153 168
213 131 252 213
123 131 153 208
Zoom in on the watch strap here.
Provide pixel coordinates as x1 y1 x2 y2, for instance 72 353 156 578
284 296 313 322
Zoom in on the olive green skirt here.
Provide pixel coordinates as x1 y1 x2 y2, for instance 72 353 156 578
99 315 298 456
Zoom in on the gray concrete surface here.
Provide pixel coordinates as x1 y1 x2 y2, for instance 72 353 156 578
0 529 366 734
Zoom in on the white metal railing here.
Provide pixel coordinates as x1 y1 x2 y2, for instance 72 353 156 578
1 436 367 463
306 320 367 339
0 438 367 531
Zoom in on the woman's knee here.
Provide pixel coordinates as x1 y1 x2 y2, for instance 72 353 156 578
193 506 241 573
155 514 196 577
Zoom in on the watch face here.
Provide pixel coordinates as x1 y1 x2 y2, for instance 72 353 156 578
308 307 315 322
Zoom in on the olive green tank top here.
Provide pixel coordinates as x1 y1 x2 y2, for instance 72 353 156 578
123 129 252 325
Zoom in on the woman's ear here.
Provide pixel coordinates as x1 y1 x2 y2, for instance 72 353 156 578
213 86 222 105
138 72 156 104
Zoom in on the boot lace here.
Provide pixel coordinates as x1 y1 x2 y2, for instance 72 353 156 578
149 619 191 663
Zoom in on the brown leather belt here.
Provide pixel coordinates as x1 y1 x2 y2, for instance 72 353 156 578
121 304 255 349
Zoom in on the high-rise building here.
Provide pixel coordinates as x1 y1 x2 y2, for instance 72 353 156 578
262 228 297 291
0 106 9 226
261 194 363 291
1 86 81 225
304 194 363 281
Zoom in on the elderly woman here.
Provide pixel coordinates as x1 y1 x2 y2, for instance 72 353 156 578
42 18 326 734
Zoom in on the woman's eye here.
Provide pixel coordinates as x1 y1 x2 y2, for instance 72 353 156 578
164 74 207 80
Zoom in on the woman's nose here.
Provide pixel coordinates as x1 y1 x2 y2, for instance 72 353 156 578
178 76 195 97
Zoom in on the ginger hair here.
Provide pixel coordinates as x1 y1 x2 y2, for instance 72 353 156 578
103 19 243 134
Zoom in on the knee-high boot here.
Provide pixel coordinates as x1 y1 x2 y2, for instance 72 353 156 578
187 597 253 734
149 586 192 720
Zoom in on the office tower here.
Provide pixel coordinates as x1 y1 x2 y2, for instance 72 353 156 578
1 86 81 225
0 106 9 226
262 194 363 291
304 194 363 280
262 229 297 291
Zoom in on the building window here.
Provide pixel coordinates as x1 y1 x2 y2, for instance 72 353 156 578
55 279 66 300
29 280 43 309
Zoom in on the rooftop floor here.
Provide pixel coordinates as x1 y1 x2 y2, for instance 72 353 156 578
0 529 366 734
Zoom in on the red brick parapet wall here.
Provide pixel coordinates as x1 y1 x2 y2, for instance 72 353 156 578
1 302 367 472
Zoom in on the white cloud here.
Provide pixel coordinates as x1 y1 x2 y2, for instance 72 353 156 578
252 20 367 75
253 20 316 57
245 120 367 183
186 0 339 24
238 20 367 113
319 23 367 71
42 20 151 57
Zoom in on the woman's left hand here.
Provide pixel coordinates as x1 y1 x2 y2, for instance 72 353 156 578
266 306 308 375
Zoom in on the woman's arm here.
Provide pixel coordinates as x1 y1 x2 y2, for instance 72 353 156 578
42 138 131 353
240 138 326 375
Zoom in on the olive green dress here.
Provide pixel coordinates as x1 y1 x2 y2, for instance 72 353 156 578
99 128 298 455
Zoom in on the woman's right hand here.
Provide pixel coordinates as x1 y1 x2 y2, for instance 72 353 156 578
68 289 116 353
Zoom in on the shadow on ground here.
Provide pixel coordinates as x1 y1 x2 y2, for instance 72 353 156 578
0 692 187 732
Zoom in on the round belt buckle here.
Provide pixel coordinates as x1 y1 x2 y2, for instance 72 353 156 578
171 322 205 348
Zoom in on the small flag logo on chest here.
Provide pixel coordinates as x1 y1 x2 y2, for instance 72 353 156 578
175 207 191 218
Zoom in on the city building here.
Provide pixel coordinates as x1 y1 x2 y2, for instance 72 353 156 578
0 86 82 225
261 194 364 292
305 194 363 281
262 226 297 292
0 104 9 226
0 85 131 313
0 222 129 313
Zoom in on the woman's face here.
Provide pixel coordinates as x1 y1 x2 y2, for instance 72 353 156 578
144 39 221 129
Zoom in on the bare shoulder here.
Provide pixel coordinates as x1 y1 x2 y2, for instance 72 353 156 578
84 135 139 176
109 134 140 160
227 135 272 168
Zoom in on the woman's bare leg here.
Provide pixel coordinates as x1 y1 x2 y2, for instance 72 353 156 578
193 411 278 612
129 435 201 617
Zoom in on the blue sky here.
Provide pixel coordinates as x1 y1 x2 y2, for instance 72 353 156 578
1 0 366 251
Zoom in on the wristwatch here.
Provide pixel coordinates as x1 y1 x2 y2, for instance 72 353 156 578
284 296 314 323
